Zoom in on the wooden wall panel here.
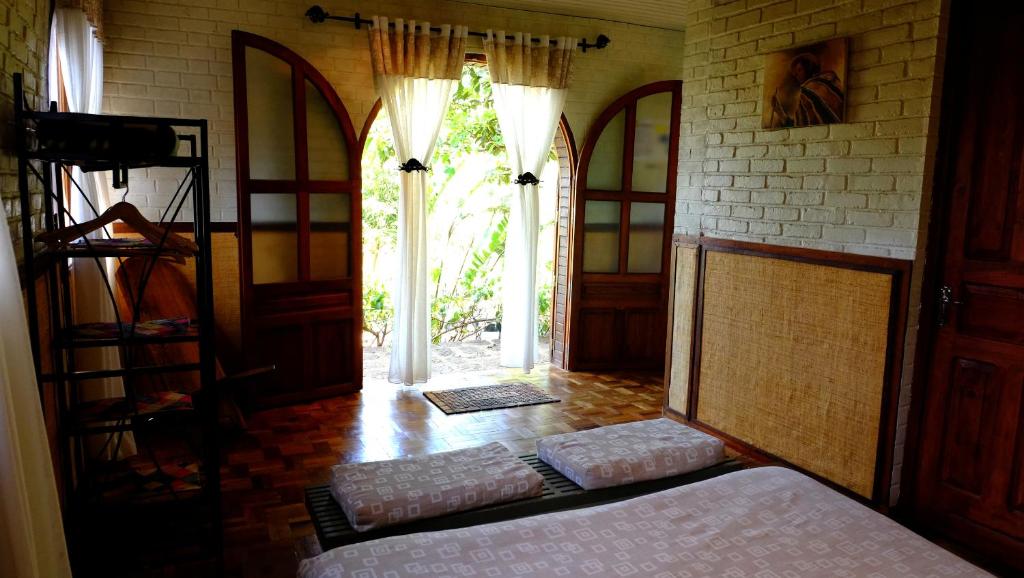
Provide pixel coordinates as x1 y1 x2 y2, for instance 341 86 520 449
695 249 895 499
666 243 698 416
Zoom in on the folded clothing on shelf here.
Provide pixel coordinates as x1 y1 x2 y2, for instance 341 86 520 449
75 391 193 423
71 316 192 339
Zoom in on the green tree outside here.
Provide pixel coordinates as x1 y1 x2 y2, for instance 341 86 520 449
361 63 557 347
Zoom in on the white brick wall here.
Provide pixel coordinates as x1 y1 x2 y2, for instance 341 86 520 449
0 0 50 260
678 0 944 262
679 0 950 505
101 0 685 222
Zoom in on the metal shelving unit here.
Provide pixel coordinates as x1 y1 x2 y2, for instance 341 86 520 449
13 72 220 575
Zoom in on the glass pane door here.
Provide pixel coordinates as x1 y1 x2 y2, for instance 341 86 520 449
251 193 298 284
246 47 295 180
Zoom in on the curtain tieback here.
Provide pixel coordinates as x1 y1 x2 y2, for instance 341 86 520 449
514 172 540 186
399 158 429 172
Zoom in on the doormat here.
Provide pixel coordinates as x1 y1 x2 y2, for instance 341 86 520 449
424 382 560 415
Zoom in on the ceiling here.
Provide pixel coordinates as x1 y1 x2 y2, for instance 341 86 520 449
458 0 686 31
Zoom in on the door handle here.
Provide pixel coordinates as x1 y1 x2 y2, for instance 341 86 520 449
937 285 963 327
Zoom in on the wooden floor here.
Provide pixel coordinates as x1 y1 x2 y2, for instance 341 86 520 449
220 365 667 578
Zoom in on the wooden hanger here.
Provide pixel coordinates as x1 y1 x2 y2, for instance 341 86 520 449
36 202 199 255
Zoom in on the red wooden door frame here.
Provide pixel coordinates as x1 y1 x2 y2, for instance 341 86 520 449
232 31 363 403
565 80 683 371
901 6 1024 573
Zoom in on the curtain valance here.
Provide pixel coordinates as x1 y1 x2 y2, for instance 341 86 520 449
483 31 574 89
368 17 467 80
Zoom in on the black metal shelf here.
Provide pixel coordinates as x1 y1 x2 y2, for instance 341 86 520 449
59 318 199 349
66 390 197 434
57 363 202 382
82 453 206 506
47 246 196 259
13 71 221 574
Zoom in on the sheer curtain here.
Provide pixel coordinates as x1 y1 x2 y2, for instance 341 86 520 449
485 31 575 372
49 8 134 455
0 208 72 578
368 17 468 385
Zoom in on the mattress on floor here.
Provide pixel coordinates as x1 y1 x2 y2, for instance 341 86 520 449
537 418 725 490
300 466 989 578
330 441 543 532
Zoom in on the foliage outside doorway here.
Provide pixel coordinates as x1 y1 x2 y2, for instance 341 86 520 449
361 63 559 352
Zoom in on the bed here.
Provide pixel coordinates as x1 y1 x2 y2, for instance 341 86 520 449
306 453 743 550
299 466 988 577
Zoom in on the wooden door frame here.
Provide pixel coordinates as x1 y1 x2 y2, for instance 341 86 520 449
358 91 578 360
899 9 1024 573
564 80 683 371
231 30 363 397
897 1 966 516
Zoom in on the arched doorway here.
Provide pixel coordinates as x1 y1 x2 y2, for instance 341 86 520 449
566 81 683 371
358 60 576 379
231 31 363 405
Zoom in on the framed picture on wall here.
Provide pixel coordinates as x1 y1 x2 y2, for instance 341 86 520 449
762 38 848 129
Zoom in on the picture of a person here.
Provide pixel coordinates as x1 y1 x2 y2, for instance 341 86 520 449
767 52 845 128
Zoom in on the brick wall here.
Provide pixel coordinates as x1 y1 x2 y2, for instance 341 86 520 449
678 0 945 260
101 0 685 222
677 0 950 504
0 0 50 261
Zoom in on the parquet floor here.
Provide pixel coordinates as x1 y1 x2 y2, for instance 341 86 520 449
220 364 668 578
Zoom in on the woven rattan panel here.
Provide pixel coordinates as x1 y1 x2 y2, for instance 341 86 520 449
696 251 892 498
668 244 699 415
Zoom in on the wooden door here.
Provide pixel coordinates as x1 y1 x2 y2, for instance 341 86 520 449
232 31 362 405
566 81 681 371
908 8 1024 571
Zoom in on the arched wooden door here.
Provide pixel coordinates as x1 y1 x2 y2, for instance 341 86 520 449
232 31 361 405
566 81 682 371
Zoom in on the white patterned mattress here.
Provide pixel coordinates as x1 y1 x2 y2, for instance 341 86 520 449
537 418 725 489
300 466 987 577
330 441 544 532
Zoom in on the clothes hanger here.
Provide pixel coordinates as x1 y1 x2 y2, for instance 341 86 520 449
36 201 199 255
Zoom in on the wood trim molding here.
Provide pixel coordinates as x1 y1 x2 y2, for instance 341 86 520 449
112 222 237 234
667 237 913 507
897 0 967 518
671 233 700 247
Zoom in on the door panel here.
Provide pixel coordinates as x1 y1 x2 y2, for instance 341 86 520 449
623 309 664 365
232 31 362 406
938 357 999 495
577 309 616 364
910 7 1024 570
567 81 681 371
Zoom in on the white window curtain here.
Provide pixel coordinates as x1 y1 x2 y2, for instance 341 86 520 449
49 8 135 456
368 17 468 385
0 208 72 578
484 31 575 372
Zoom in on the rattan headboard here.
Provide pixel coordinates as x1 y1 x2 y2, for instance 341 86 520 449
668 238 910 502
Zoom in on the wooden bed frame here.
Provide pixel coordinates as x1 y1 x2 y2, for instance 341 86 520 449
306 454 743 551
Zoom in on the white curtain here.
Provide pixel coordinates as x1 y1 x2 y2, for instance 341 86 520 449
368 17 468 385
485 31 575 372
0 208 72 578
49 8 135 456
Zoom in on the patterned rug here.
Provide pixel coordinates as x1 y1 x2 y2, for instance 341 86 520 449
424 382 560 414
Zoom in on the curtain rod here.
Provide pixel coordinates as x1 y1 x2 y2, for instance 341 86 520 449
305 5 611 52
